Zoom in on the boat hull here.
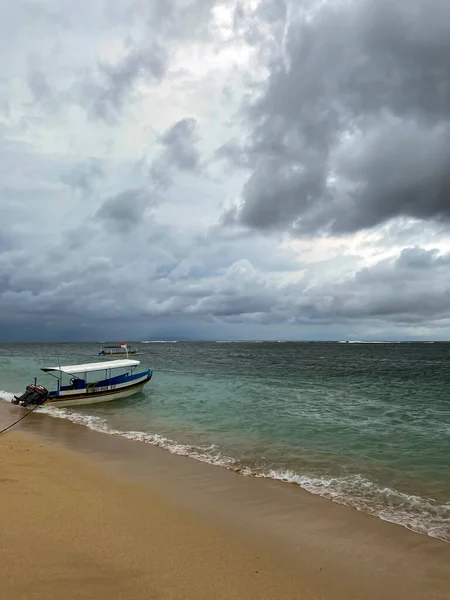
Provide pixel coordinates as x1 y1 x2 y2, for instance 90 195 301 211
45 376 151 408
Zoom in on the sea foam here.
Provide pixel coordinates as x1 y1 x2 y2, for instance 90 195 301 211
0 390 17 402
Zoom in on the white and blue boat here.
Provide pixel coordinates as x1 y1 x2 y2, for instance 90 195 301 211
13 359 152 408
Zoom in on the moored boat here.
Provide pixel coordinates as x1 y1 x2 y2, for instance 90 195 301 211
12 359 152 408
98 342 137 356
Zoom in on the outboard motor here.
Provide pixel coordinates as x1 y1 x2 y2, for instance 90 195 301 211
12 384 49 408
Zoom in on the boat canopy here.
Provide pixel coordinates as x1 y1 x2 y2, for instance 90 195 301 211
42 359 140 375
102 345 131 348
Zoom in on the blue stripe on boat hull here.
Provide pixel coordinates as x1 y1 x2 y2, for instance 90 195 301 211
58 369 151 393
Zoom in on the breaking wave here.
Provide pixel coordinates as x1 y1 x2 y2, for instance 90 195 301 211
338 340 398 344
141 340 179 343
0 390 18 403
260 470 450 542
39 407 237 468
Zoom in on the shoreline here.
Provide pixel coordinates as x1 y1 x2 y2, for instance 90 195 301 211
1 401 449 599
6 397 449 544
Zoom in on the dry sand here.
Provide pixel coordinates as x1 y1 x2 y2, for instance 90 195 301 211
0 430 449 600
0 433 313 600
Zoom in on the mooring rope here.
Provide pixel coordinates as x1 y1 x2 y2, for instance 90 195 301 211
0 404 40 436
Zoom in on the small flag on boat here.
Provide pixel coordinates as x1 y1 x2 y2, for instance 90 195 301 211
120 342 127 350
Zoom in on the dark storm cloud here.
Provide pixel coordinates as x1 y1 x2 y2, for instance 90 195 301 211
4 0 450 342
96 188 154 232
228 0 450 236
1 233 450 340
185 293 275 318
396 247 450 269
150 118 200 187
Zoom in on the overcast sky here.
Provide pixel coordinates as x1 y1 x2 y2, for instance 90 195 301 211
2 0 450 342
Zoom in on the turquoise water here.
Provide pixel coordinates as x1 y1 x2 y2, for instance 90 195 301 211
1 341 449 541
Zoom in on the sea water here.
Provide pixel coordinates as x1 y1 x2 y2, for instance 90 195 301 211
1 341 449 542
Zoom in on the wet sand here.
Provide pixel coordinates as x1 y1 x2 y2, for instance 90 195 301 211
0 401 449 600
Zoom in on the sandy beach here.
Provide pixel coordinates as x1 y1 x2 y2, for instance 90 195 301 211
1 432 304 600
1 409 449 600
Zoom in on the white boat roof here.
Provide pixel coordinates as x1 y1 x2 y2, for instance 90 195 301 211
42 359 140 374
